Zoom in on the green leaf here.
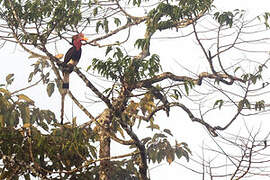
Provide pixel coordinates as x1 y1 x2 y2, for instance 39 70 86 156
238 100 244 110
105 46 112 56
21 105 30 126
28 72 34 82
149 149 157 163
171 89 182 100
0 88 10 95
28 54 40 59
166 152 174 164
114 18 121 26
89 145 97 159
238 99 250 110
182 149 189 162
213 99 224 109
46 83 55 97
17 94 34 105
134 38 147 50
163 129 173 136
6 73 14 85
40 121 49 131
175 148 182 159
141 137 152 145
153 133 166 140
157 151 163 163
184 83 189 96
147 123 160 130
103 88 111 94
104 18 109 33
93 7 98 16
244 99 251 109
24 174 31 180
0 115 4 128
234 66 240 73
255 100 265 111
96 21 103 33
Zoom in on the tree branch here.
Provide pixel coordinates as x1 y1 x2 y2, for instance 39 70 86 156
135 71 245 89
118 118 148 180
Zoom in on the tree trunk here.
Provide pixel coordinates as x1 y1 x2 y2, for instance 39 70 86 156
98 109 111 180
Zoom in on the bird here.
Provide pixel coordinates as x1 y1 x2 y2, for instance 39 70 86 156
62 33 88 90
60 33 88 124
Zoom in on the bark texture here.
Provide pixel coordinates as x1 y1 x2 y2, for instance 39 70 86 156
98 109 112 180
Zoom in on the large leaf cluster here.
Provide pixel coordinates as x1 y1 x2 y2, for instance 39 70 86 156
0 78 99 179
131 130 192 165
145 132 191 164
0 87 95 179
214 9 245 27
146 0 212 32
1 0 83 43
0 83 151 179
91 47 161 82
0 89 55 128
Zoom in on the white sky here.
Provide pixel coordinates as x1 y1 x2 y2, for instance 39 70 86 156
0 0 270 179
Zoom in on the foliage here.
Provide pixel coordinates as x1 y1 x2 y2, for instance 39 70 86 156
213 9 244 27
91 47 161 82
144 131 191 164
0 86 191 179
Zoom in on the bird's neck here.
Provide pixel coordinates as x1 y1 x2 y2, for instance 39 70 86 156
73 40 82 51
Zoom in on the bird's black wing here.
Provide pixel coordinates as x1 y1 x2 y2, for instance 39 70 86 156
72 48 81 62
64 46 75 64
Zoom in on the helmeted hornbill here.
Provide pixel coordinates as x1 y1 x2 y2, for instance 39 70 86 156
60 33 88 124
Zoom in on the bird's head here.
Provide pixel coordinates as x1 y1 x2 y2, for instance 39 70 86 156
72 33 88 50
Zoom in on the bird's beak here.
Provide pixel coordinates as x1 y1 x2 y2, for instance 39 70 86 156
81 36 88 41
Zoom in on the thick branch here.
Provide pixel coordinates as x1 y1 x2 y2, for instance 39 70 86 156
118 118 148 180
98 109 111 180
146 102 218 137
135 71 245 89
